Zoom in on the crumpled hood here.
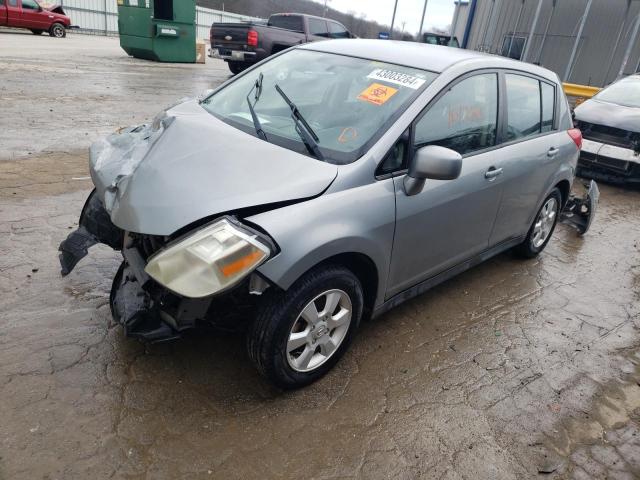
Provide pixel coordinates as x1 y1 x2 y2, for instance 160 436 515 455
574 98 640 133
89 100 338 236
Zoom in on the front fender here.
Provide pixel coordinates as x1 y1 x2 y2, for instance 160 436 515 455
248 179 396 309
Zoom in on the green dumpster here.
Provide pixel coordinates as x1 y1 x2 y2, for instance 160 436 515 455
117 0 197 63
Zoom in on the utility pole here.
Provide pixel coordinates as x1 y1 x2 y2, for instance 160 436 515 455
619 10 640 77
507 0 525 59
450 0 461 38
323 0 332 18
564 0 593 81
522 0 543 62
536 0 556 64
604 0 631 84
418 0 429 39
390 0 399 39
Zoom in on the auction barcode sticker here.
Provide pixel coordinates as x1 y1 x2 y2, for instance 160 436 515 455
367 69 426 90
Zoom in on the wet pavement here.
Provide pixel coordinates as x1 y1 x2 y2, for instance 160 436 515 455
1 32 640 480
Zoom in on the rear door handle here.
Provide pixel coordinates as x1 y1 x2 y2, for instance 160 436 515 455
485 167 503 180
547 147 560 157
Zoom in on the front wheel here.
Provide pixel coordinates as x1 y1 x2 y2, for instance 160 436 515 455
247 265 363 389
49 23 66 38
514 188 562 258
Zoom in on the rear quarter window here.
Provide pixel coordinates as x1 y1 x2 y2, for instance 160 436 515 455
541 82 556 133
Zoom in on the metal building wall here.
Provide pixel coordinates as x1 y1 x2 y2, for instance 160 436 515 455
57 0 262 39
464 0 640 87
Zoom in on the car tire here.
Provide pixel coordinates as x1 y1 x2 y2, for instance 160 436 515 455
227 61 246 75
514 188 562 259
247 265 364 389
49 23 66 38
31 29 44 35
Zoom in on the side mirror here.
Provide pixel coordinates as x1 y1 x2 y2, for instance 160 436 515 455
403 145 462 196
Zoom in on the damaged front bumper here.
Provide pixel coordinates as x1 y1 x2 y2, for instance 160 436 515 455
578 138 640 185
59 191 268 342
559 180 600 235
59 189 123 275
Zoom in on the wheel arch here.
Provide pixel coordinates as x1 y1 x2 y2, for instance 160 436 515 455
555 179 571 208
300 252 379 318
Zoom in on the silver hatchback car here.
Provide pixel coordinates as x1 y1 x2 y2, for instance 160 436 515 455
59 40 596 388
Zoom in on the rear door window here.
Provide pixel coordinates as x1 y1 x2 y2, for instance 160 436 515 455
308 18 329 37
414 73 498 156
328 21 349 38
505 74 542 141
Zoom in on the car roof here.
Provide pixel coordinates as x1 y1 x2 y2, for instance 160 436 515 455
299 39 559 82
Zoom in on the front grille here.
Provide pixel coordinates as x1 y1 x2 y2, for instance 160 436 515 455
597 156 631 172
579 121 639 150
579 146 631 172
579 150 598 163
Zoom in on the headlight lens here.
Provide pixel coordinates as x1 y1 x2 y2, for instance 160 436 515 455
144 218 271 298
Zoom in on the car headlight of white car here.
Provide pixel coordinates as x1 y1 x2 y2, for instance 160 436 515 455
145 218 272 298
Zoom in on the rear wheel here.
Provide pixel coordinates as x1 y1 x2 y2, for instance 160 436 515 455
227 61 247 75
514 188 562 258
247 265 363 389
49 23 66 38
31 29 44 35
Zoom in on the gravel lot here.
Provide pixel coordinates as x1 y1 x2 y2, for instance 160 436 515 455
1 30 639 480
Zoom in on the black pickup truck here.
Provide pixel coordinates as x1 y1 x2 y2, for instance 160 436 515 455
210 13 354 74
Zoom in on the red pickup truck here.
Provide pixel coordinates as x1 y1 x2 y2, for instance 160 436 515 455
0 0 74 37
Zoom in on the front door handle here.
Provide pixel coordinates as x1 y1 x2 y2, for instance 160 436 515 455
485 167 503 180
547 147 560 157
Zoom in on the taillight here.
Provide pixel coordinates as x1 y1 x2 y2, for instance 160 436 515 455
568 128 582 150
247 30 258 47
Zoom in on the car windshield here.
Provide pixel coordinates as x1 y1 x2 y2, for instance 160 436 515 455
201 49 437 164
595 75 640 108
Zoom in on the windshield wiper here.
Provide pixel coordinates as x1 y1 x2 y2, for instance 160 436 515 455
274 84 324 161
247 73 267 141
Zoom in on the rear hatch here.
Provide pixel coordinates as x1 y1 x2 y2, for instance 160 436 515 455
211 23 253 48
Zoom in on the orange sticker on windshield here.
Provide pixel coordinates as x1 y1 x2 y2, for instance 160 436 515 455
357 83 398 106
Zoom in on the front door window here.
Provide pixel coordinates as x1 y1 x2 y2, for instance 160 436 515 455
414 73 498 156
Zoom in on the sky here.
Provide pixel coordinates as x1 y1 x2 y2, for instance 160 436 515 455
319 0 457 35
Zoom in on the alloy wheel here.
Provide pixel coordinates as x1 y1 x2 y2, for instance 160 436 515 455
532 197 558 248
286 289 352 372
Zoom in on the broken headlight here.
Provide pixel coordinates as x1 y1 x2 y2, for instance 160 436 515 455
144 218 271 298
